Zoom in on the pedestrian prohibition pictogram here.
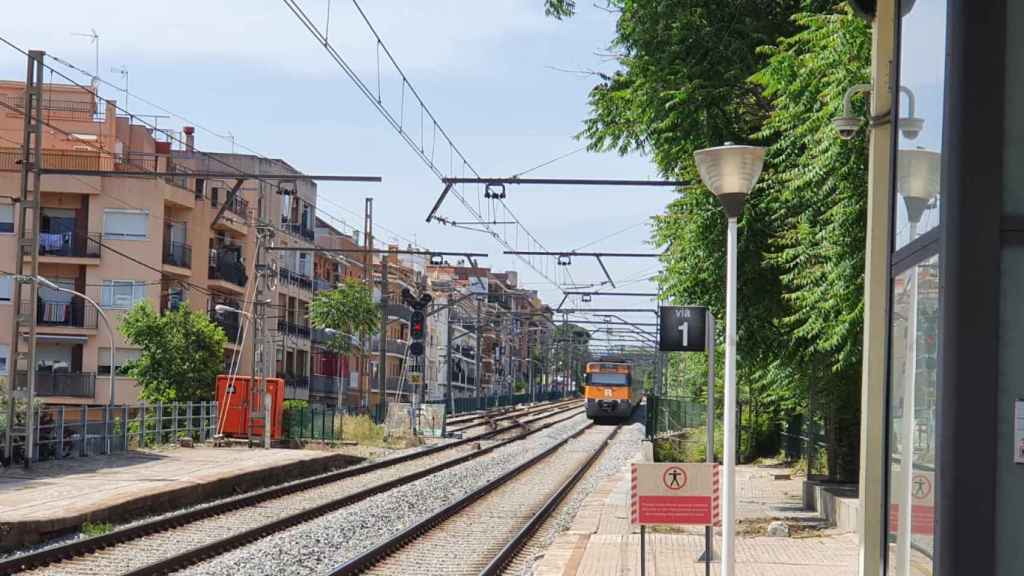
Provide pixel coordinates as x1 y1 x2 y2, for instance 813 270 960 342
912 473 932 500
663 466 687 490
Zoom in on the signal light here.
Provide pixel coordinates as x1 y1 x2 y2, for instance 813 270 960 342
410 310 426 342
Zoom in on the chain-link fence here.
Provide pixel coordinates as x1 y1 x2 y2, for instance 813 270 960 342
646 394 709 462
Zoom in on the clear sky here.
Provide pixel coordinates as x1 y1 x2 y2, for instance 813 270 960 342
0 1 679 347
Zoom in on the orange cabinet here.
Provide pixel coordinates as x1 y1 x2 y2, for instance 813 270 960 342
215 375 285 439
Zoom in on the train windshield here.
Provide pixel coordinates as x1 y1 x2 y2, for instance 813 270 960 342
589 372 628 385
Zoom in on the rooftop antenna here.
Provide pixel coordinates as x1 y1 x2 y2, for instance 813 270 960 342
110 65 127 110
71 29 100 79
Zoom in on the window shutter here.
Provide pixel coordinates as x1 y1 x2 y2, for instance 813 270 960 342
104 210 148 239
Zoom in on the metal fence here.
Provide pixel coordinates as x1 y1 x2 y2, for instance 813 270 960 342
1 401 218 466
646 394 705 437
283 403 386 441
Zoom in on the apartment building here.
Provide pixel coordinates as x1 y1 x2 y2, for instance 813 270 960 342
170 147 322 403
311 216 369 407
0 82 207 405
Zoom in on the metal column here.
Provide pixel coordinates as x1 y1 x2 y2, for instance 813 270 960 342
5 50 44 468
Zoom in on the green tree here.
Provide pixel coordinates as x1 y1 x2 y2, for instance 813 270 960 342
308 278 379 355
554 2 870 480
119 302 228 402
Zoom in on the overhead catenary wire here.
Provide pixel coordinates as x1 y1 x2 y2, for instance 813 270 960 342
279 0 573 294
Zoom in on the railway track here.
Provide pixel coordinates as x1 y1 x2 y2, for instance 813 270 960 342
330 422 620 576
445 398 579 435
0 401 584 576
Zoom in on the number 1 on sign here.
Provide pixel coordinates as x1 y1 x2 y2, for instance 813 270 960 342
680 322 688 348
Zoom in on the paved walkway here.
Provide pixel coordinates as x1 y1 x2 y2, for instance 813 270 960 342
0 445 359 549
534 463 859 575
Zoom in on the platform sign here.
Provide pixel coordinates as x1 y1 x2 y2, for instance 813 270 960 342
658 306 707 352
409 372 423 385
631 462 720 526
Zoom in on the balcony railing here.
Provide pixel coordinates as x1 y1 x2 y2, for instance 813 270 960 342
209 259 247 288
310 375 348 397
25 297 98 329
163 241 192 269
280 222 315 242
370 337 408 357
18 371 97 398
314 277 334 292
278 268 313 292
212 312 242 341
277 319 311 340
283 376 310 400
36 230 101 258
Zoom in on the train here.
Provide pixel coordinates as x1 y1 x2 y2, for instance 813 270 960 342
584 358 643 421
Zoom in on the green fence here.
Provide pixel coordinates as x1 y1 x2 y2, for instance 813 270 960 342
647 394 705 437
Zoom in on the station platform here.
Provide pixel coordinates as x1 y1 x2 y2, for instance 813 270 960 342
0 444 362 551
535 463 859 575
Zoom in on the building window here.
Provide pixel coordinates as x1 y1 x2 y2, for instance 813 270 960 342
101 280 147 309
0 204 13 233
98 347 141 376
103 209 148 240
0 344 8 372
0 275 11 302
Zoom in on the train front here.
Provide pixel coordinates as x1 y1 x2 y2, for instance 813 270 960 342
584 362 633 420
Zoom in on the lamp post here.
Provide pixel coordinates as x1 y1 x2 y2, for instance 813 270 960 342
29 276 116 407
693 142 765 576
893 148 940 575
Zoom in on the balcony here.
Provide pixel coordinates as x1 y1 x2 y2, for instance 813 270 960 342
283 375 310 400
314 277 334 292
208 253 247 293
278 268 313 292
32 230 101 262
212 311 242 342
163 241 192 271
17 371 97 398
280 222 315 243
310 375 347 397
278 319 311 340
26 297 98 329
210 192 250 234
370 337 408 357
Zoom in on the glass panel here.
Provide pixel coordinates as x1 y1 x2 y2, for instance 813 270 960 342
887 253 939 574
894 0 947 251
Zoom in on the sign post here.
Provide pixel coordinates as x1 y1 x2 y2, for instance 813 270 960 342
632 461 720 574
702 311 716 573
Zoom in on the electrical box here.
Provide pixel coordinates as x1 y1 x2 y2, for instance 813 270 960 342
216 375 285 440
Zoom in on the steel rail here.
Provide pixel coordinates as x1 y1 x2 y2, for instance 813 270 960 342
445 399 579 433
480 425 622 575
0 400 583 576
327 423 620 576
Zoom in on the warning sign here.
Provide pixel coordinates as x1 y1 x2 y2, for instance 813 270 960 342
631 463 719 526
889 468 935 535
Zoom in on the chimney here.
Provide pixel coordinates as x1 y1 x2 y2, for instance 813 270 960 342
184 126 195 152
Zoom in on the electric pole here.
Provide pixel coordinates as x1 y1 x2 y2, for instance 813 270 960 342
474 297 482 401
363 198 372 409
6 50 44 468
378 256 388 415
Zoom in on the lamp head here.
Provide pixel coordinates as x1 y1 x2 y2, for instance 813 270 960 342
693 142 766 218
35 275 60 290
214 304 238 315
897 148 941 224
898 116 924 140
833 115 862 140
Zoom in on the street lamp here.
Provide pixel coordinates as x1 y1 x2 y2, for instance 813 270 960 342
29 275 116 407
893 147 940 575
693 142 765 576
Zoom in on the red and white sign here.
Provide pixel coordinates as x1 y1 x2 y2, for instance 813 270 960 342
631 462 720 526
889 469 935 535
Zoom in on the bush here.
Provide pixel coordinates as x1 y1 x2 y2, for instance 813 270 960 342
81 521 113 537
343 414 387 446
